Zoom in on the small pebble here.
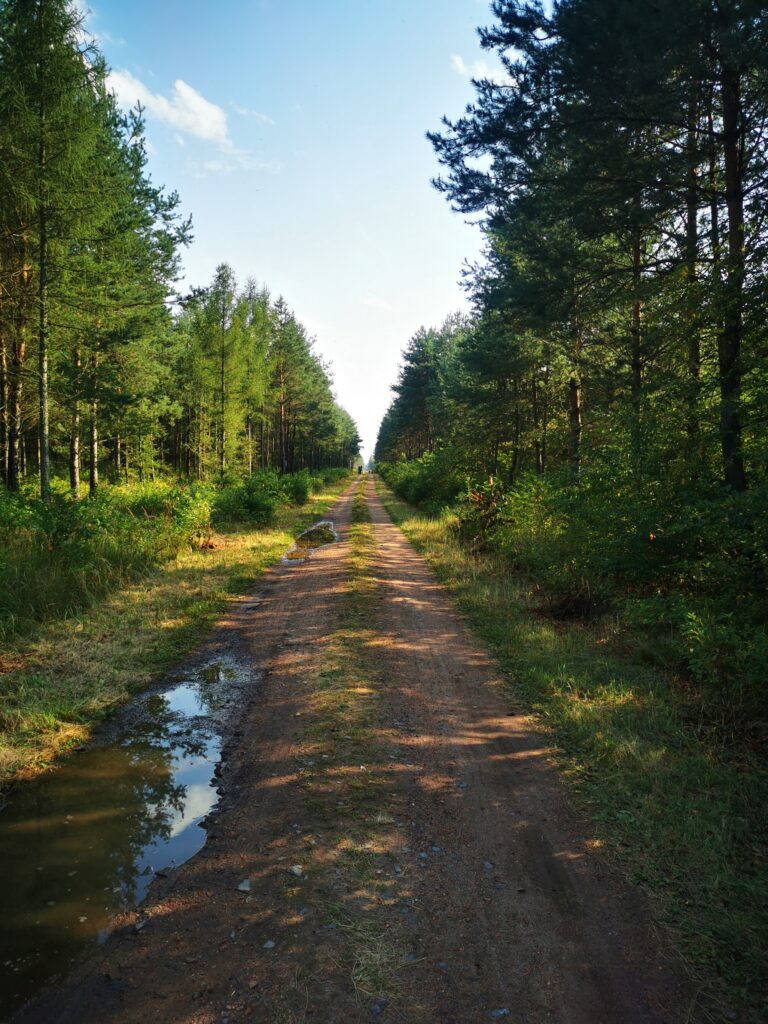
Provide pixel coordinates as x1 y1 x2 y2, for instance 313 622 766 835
288 864 304 877
237 879 251 893
456 780 468 789
489 1011 510 1020
263 940 276 949
437 961 449 972
431 845 441 853
484 862 494 871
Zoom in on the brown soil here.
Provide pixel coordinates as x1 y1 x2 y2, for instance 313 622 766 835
12 478 694 1024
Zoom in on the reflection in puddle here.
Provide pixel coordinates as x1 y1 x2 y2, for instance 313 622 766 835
283 519 338 562
0 657 242 1019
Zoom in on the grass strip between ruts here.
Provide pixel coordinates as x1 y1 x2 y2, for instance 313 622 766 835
275 477 420 1020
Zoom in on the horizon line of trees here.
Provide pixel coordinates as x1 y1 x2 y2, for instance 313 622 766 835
0 0 359 500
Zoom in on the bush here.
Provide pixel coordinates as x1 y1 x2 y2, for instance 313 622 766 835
213 473 279 524
284 470 311 506
378 452 463 512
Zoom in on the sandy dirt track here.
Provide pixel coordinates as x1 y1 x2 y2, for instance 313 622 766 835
12 477 692 1024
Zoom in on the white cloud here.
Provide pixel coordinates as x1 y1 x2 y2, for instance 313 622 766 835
450 54 512 86
109 69 232 147
231 103 275 126
195 155 282 178
360 292 394 314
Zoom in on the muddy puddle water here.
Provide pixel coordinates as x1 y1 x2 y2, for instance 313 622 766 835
282 519 338 562
0 657 247 1020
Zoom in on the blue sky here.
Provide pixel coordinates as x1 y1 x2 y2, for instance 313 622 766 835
83 1 503 459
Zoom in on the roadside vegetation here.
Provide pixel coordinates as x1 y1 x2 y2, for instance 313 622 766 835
0 470 352 787
376 477 766 1022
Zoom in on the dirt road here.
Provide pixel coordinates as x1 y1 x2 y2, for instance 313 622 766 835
13 478 691 1023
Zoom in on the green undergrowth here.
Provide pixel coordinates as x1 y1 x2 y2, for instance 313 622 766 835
0 468 350 643
0 474 353 788
376 477 767 1024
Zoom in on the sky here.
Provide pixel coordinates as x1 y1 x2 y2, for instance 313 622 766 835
83 0 503 460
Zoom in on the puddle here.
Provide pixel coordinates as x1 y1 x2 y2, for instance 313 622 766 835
282 520 338 562
0 655 248 1019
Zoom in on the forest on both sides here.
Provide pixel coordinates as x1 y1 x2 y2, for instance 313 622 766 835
0 0 360 638
376 0 768 728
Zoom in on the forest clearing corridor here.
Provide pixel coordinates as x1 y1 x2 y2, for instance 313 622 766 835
13 478 690 1024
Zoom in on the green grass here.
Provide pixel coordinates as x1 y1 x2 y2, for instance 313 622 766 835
290 480 415 1013
376 477 768 1024
0 476 353 787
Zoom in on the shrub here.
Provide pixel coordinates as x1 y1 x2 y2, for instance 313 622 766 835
284 470 311 506
213 473 280 524
378 452 463 512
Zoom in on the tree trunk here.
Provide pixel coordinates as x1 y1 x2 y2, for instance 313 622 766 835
630 224 643 474
0 332 8 486
279 368 288 474
685 91 701 449
717 62 747 490
7 335 26 491
532 375 543 476
38 203 50 500
568 374 582 481
219 336 226 476
89 352 98 496
541 357 550 474
70 404 80 494
69 347 81 494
